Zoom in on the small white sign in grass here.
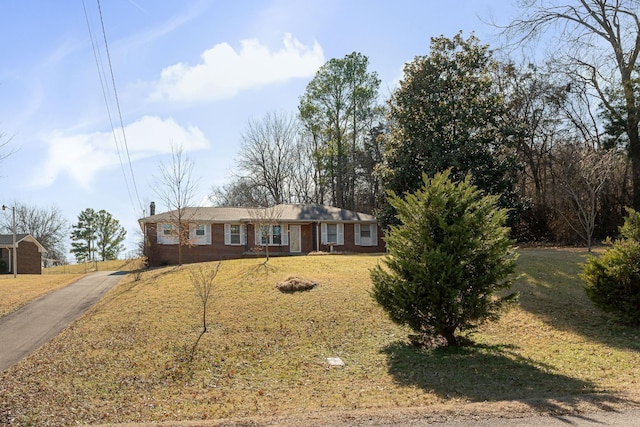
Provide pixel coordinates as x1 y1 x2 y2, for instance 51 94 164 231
326 357 344 366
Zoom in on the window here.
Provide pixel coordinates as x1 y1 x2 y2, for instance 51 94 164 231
158 223 179 245
355 223 377 246
254 224 288 246
260 225 270 245
190 223 211 245
327 224 338 244
224 224 244 245
321 223 344 245
272 225 282 245
229 225 241 244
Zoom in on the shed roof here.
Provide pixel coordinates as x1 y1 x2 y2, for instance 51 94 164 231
0 234 46 252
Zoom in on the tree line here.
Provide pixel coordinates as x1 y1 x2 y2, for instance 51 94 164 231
0 203 127 265
211 1 640 248
3 1 638 256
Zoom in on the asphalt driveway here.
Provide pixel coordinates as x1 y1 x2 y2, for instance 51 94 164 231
0 270 124 371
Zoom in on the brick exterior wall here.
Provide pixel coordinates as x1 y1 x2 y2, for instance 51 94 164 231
143 221 386 267
317 223 387 254
0 248 8 273
17 241 42 274
0 241 42 274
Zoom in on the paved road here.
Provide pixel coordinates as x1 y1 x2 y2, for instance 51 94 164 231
423 409 640 426
0 271 124 371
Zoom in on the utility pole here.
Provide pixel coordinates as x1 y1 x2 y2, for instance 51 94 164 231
2 204 16 278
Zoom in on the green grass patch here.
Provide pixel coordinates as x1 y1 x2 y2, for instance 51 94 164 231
1 250 639 426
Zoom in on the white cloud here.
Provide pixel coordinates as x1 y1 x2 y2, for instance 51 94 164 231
36 116 209 189
149 33 325 103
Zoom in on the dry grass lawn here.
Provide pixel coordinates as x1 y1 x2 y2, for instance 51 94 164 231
1 250 640 426
0 274 80 318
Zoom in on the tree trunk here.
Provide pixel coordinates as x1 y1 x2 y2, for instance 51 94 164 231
628 117 640 211
442 328 458 347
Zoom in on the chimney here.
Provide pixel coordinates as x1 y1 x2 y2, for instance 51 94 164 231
150 201 156 216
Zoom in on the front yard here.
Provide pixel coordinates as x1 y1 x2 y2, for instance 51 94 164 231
1 250 639 426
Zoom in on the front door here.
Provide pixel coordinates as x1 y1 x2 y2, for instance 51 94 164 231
290 225 301 253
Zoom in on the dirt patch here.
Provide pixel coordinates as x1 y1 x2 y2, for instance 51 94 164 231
276 276 319 293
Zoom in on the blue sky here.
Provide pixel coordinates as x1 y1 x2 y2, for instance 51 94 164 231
0 0 521 258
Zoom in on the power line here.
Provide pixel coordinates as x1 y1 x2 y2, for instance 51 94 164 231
82 0 137 214
96 0 144 214
82 0 144 215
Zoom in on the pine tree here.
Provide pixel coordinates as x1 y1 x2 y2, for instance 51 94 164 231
95 210 126 261
70 208 97 263
371 170 518 347
70 208 126 263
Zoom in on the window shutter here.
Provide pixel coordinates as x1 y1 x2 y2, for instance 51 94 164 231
371 224 378 246
224 224 230 245
157 224 163 242
337 223 344 245
354 223 361 246
205 224 212 245
281 224 288 246
321 223 327 244
255 225 261 246
241 224 246 245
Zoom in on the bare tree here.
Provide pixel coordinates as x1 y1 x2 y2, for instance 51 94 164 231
504 0 640 210
0 133 15 176
153 145 199 266
189 262 221 334
288 132 318 204
0 202 69 266
554 144 621 250
237 112 298 205
248 205 284 264
209 177 266 207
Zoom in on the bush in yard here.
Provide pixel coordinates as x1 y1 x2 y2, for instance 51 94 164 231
583 208 640 325
0 259 7 274
370 170 518 347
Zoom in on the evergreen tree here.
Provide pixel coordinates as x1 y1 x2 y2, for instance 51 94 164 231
583 207 640 325
371 171 518 347
70 208 126 263
95 209 127 261
70 208 97 263
299 52 382 210
379 32 520 226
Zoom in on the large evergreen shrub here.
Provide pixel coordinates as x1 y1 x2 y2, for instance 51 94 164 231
370 171 518 347
583 208 640 325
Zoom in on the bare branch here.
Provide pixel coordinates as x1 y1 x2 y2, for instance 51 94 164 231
153 144 200 265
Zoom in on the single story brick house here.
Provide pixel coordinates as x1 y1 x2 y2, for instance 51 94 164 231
0 234 45 274
139 203 386 266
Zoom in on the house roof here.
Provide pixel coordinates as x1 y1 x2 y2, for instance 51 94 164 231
139 203 378 224
0 234 46 253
